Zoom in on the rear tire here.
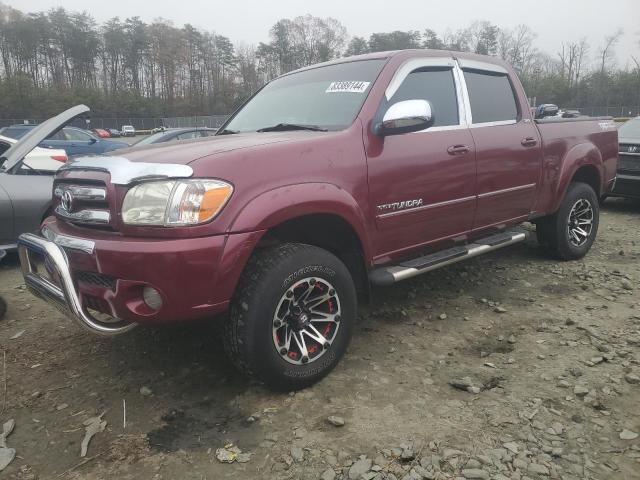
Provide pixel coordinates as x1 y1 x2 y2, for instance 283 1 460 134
0 296 6 320
536 182 599 260
223 243 356 390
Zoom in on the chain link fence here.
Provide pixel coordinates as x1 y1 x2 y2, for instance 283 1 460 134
1 107 636 132
161 115 229 129
567 106 640 118
0 115 230 131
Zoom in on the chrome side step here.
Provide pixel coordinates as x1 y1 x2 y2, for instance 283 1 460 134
369 230 527 286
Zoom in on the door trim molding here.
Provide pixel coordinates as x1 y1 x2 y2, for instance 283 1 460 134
477 183 536 199
377 183 537 220
376 195 476 219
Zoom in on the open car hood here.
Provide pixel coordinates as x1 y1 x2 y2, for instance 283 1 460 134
0 104 90 172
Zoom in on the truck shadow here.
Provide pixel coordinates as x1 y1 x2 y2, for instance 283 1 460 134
602 196 640 213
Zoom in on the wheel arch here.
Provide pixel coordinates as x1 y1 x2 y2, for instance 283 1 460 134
227 184 373 301
550 143 603 213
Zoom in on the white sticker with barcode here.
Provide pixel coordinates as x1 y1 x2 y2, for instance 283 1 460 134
325 81 371 93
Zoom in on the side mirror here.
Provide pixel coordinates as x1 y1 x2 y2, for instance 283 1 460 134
89 137 97 144
375 100 434 136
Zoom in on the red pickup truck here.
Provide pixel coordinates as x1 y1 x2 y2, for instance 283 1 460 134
12 50 618 390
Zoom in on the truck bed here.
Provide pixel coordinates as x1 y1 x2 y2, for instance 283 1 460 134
533 117 618 214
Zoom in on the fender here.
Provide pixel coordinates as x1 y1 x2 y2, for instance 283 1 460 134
547 142 603 214
228 182 373 262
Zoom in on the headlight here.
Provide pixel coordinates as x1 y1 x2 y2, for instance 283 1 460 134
122 179 233 226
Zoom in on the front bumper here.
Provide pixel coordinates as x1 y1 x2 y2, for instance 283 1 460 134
610 173 640 199
18 233 136 335
18 222 264 335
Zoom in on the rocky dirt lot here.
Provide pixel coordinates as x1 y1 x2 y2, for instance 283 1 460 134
0 199 639 480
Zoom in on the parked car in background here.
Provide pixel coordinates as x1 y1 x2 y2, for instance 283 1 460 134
0 135 68 170
610 116 640 199
134 127 216 146
14 51 617 390
0 249 5 320
107 128 121 137
0 105 85 250
93 128 111 138
121 125 136 137
0 125 128 158
0 124 37 139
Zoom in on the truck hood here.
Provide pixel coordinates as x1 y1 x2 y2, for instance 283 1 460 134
110 131 330 165
57 130 335 185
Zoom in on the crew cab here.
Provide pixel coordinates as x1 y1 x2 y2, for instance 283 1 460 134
9 50 617 390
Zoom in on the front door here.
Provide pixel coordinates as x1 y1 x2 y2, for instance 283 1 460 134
366 60 477 261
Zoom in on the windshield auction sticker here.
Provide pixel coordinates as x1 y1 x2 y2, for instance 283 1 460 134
326 81 371 93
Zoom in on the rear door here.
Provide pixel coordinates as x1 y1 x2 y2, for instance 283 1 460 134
366 58 477 259
459 61 542 231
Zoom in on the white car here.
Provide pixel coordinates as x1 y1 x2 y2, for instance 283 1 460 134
121 125 136 137
0 134 68 171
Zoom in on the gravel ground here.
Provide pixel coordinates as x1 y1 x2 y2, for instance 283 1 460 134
0 198 638 479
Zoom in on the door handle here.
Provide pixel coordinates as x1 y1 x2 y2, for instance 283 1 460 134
521 137 538 147
447 144 470 155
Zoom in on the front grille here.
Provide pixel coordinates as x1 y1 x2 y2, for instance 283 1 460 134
53 181 112 228
618 154 640 174
76 271 117 290
619 144 640 154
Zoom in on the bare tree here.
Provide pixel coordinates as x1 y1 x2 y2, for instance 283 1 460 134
558 39 589 88
0 3 638 119
598 29 623 75
498 25 537 74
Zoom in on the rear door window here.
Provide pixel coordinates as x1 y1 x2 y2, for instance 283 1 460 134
64 129 93 141
463 70 518 124
47 130 66 140
176 131 201 140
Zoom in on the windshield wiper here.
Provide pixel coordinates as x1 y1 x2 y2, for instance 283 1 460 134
256 123 328 133
217 128 239 135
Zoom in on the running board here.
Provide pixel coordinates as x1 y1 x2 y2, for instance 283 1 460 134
369 230 527 286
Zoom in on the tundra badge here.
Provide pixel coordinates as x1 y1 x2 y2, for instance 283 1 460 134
377 199 424 215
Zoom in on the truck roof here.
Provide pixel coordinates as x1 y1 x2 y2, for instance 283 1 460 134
283 49 512 77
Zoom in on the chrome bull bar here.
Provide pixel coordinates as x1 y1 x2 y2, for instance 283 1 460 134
17 232 135 336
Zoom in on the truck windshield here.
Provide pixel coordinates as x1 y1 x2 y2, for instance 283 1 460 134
221 59 385 134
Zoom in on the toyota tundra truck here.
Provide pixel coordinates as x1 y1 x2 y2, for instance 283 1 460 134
5 50 618 390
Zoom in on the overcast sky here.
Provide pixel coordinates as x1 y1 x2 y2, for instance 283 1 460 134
12 0 640 67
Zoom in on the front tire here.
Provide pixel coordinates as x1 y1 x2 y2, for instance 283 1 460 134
223 243 356 390
536 182 599 260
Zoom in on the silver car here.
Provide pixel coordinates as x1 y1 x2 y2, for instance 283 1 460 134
0 105 90 250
